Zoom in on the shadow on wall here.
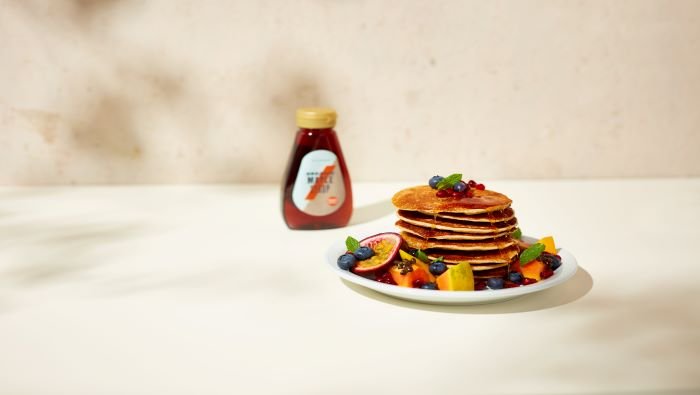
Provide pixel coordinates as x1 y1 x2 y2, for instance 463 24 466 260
9 1 331 183
9 0 210 181
69 64 193 162
18 0 127 29
218 48 330 182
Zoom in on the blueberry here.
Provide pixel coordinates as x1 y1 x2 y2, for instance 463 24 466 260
487 278 505 289
508 272 523 284
353 246 374 260
541 253 562 271
420 282 438 290
550 259 562 271
453 181 467 193
428 175 444 189
429 261 447 276
337 254 357 270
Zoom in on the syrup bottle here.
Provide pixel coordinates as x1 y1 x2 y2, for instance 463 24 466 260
282 108 353 229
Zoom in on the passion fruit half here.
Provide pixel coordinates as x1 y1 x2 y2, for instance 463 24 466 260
352 232 403 274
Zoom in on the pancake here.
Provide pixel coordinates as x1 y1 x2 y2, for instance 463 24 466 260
417 207 516 223
425 245 519 264
392 185 512 214
397 211 518 234
401 232 517 251
473 266 508 279
466 262 509 271
396 220 513 240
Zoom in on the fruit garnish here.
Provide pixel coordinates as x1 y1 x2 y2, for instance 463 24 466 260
487 278 505 290
429 259 447 276
337 254 357 271
414 249 430 263
353 246 374 260
520 243 545 265
541 253 562 270
398 250 435 283
351 232 402 274
507 272 523 284
522 278 538 285
435 262 474 291
420 282 438 290
431 176 485 198
345 236 361 252
435 173 463 190
389 259 433 287
536 236 556 254
521 260 546 281
376 271 397 285
395 259 414 275
436 189 450 198
467 179 486 190
398 250 414 262
511 228 522 240
453 181 467 193
428 175 444 189
412 279 426 288
540 267 554 279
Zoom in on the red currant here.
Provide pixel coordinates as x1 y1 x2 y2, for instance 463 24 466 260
376 272 396 285
540 268 554 279
436 189 450 198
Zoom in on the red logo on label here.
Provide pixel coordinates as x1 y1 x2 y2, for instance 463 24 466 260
305 165 336 200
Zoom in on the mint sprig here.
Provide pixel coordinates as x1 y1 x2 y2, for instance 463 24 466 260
345 236 360 252
435 173 462 190
520 243 545 266
512 228 522 240
415 249 430 263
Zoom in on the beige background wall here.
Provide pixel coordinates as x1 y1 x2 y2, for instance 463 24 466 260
1 0 699 184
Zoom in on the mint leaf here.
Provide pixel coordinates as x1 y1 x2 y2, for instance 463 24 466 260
436 173 462 190
434 256 445 263
520 243 545 266
415 249 430 263
512 228 522 240
345 236 360 252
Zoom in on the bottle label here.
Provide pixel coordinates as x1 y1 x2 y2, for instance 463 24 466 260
292 149 345 216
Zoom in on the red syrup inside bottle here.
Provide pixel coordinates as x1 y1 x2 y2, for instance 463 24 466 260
281 108 353 230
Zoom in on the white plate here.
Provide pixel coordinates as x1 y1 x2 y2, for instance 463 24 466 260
325 235 578 305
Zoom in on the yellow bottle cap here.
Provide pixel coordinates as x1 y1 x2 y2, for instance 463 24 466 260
296 107 337 129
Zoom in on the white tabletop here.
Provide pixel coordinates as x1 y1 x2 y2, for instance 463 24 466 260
0 180 698 394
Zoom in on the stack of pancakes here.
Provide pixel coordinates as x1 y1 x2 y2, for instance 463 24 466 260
392 185 518 279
